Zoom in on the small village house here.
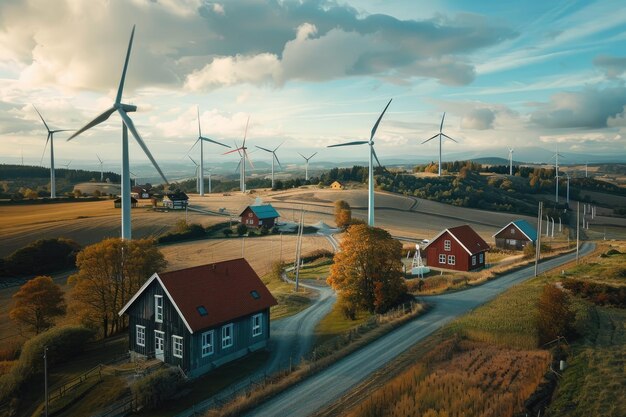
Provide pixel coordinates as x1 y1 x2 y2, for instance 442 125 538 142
424 225 489 272
493 220 537 250
239 204 280 228
330 181 343 190
163 190 189 210
118 258 277 378
114 196 137 208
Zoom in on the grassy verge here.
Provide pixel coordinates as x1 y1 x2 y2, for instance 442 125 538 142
314 303 371 347
261 270 315 321
286 260 332 281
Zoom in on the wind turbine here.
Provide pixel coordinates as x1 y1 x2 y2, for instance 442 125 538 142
205 167 215 194
551 145 564 203
422 112 457 176
67 25 169 240
328 99 392 226
33 105 71 198
508 148 514 176
62 160 72 169
188 156 200 193
97 154 104 181
224 117 254 193
255 142 283 189
298 152 318 182
188 107 230 196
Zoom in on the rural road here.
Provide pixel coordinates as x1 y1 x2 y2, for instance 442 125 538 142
244 242 596 417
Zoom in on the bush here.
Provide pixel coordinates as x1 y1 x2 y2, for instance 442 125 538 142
260 226 269 236
537 285 575 346
1 238 81 277
223 228 233 237
132 367 185 411
236 224 248 236
301 249 334 263
157 223 206 243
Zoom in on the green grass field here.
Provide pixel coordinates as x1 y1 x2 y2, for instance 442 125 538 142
261 269 315 320
314 304 372 347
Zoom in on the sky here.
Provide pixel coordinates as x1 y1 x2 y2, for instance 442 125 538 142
1 0 626 174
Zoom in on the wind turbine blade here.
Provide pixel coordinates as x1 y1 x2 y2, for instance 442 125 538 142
97 154 102 164
242 116 250 147
372 147 382 167
327 141 368 148
421 134 439 144
186 138 200 156
234 159 242 173
308 152 318 160
223 147 244 155
32 105 50 132
370 98 392 141
67 106 116 141
40 133 50 165
274 153 282 168
118 109 169 185
51 129 72 133
297 152 306 160
116 25 135 105
200 136 231 148
188 155 198 166
197 106 201 137
274 141 285 151
441 133 458 143
440 112 446 133
255 145 273 153
244 150 255 169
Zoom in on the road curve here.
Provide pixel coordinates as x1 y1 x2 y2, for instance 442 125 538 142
245 242 596 417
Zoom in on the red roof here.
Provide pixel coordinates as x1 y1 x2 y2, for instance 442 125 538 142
121 259 277 333
447 225 489 255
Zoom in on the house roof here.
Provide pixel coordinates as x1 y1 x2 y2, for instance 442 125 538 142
118 258 277 333
425 224 489 256
493 220 537 242
240 204 280 219
165 191 189 201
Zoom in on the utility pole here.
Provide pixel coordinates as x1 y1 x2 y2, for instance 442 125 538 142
558 217 562 233
550 217 554 238
534 202 542 277
545 215 550 238
44 346 49 417
294 209 304 292
576 202 580 264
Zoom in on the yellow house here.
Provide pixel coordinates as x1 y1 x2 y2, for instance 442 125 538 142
330 181 343 190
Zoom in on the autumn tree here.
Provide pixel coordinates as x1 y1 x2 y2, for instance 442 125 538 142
537 284 575 346
67 238 166 337
9 276 66 334
334 200 352 228
327 224 406 317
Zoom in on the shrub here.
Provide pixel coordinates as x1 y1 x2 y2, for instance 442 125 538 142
536 285 575 346
301 249 334 263
236 224 248 236
157 223 205 243
260 226 270 236
1 238 81 277
223 229 233 237
132 367 185 411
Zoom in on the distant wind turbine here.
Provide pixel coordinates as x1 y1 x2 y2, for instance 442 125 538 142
298 152 318 181
97 154 104 181
187 106 230 196
255 142 283 189
188 156 200 193
67 25 169 240
421 112 458 176
33 105 71 198
62 160 72 169
551 145 564 203
224 117 254 193
508 148 514 176
328 99 392 226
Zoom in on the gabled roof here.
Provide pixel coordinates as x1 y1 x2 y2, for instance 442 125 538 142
493 220 537 242
425 224 489 256
240 204 280 219
119 258 277 334
165 191 189 201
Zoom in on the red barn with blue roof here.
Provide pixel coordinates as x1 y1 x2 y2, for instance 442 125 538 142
493 219 537 250
239 204 280 228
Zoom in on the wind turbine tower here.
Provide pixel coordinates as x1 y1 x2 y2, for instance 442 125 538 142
508 148 514 176
551 145 564 203
188 156 200 192
298 152 318 181
328 99 392 226
422 112 458 177
97 155 104 181
224 117 253 193
255 142 283 189
67 25 169 240
33 105 71 198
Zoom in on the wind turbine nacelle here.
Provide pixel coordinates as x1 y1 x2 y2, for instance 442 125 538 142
119 103 137 113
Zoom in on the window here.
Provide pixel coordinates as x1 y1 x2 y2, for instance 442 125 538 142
196 305 208 316
438 254 446 264
472 256 476 266
510 228 515 234
448 255 455 265
252 314 262 337
479 253 484 264
155 295 163 323
136 325 145 347
201 331 214 357
444 240 451 251
172 335 183 358
248 213 253 217
222 323 233 348
250 290 260 300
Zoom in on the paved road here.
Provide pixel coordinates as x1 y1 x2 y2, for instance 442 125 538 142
245 242 596 417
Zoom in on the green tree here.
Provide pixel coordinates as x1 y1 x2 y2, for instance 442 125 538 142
68 238 166 337
9 276 66 334
327 224 406 316
237 223 248 236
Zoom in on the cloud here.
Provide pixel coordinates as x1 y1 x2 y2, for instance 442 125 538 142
461 108 495 130
530 87 626 129
593 54 626 78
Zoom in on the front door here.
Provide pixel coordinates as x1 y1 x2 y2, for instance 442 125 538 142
154 331 164 361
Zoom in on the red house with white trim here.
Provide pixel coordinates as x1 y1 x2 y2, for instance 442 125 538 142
424 225 489 272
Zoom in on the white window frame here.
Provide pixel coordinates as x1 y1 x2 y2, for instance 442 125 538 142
472 255 476 266
448 255 455 265
438 254 446 264
172 335 183 358
252 314 262 337
155 295 163 323
479 253 484 264
222 323 233 349
511 228 515 234
444 240 451 251
201 331 214 357
136 325 145 347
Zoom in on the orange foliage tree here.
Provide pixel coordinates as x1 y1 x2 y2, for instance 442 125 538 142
67 238 166 337
9 276 66 334
536 284 575 345
328 224 406 317
334 200 352 229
